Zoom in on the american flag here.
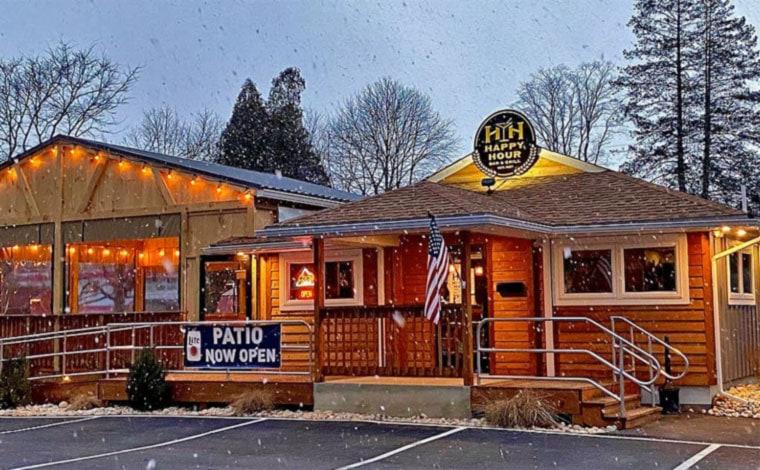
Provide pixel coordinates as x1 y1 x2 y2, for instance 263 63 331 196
425 214 450 324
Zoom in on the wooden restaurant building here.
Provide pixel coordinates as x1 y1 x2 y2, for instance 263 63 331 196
212 110 760 422
2 111 760 426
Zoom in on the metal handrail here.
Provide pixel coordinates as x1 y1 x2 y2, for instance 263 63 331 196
475 317 668 419
0 319 314 381
611 316 690 382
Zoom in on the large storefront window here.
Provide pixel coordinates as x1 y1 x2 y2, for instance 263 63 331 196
280 249 364 311
0 245 52 315
66 237 179 313
553 235 689 306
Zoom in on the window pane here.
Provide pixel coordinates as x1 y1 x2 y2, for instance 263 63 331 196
0 246 52 315
145 266 179 311
563 249 613 294
78 263 135 313
290 263 315 300
730 253 740 293
203 262 239 314
624 247 677 292
742 253 753 294
326 261 355 299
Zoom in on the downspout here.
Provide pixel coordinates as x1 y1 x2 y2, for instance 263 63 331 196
711 234 760 404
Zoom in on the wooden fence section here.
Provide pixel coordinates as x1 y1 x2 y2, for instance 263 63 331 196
320 304 463 377
0 312 183 376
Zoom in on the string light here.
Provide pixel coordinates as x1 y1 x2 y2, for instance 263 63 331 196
141 165 149 175
159 249 166 257
102 248 111 256
738 229 747 236
68 247 76 254
721 226 731 233
87 248 94 255
190 176 197 185
216 184 222 194
243 191 252 201
174 249 180 256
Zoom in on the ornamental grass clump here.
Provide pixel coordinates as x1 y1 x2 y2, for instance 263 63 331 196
126 348 171 411
0 357 31 409
230 389 274 416
481 390 558 429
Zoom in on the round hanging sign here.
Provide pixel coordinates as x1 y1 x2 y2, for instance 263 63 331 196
473 109 540 178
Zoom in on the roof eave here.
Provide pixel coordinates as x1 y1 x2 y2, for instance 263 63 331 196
257 214 758 239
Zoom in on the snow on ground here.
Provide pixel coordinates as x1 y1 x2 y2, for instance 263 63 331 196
0 403 617 434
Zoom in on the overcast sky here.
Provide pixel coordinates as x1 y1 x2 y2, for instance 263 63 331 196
1 0 759 163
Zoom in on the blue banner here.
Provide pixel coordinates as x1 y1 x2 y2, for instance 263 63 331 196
184 324 281 368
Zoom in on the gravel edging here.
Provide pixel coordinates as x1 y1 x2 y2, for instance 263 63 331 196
0 403 617 434
707 384 760 418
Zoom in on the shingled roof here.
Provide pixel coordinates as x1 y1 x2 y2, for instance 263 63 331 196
2 135 359 204
258 169 751 237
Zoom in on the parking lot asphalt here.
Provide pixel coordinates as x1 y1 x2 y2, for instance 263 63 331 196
0 416 757 470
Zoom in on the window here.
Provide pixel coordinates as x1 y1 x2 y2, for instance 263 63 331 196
202 259 248 318
280 250 363 311
553 235 689 306
66 237 179 313
0 245 52 315
728 249 755 305
563 249 613 294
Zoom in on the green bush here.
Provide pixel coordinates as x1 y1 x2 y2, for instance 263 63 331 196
126 348 171 411
0 357 31 409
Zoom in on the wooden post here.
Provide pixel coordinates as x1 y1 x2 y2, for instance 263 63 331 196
313 238 326 382
462 231 474 386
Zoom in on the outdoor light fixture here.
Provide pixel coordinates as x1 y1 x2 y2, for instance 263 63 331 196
216 184 223 193
722 226 731 232
738 229 747 236
481 177 496 194
191 176 197 185
474 266 485 276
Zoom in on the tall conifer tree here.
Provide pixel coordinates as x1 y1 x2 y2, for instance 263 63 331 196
217 79 269 170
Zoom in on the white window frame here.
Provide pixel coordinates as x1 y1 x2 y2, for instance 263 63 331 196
552 234 690 306
279 249 364 311
727 246 756 306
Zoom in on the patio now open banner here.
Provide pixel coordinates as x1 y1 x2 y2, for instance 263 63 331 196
184 324 281 368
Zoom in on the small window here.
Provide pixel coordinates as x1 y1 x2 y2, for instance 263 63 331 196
728 249 755 305
280 250 363 311
563 249 613 294
624 247 677 293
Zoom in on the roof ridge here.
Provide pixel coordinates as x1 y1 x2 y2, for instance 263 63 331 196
424 181 547 223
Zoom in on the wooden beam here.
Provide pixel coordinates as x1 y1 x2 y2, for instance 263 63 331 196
15 164 40 217
313 237 326 382
76 159 108 213
461 231 474 386
329 235 400 248
154 171 177 206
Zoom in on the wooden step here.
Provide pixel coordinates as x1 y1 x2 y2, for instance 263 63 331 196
603 406 662 429
584 393 642 417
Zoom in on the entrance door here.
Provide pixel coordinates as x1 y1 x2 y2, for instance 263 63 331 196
200 256 250 321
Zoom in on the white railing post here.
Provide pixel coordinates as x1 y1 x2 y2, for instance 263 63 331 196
476 321 483 386
62 331 67 378
131 326 136 364
618 337 626 418
105 326 111 379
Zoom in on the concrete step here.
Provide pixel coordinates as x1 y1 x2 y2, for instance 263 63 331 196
314 382 471 419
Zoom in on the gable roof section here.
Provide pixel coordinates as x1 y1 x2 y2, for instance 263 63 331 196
260 169 752 238
1 135 359 205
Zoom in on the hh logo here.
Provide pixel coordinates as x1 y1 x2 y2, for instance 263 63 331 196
186 330 202 362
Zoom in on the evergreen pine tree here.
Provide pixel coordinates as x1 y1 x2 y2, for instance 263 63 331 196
266 68 330 185
217 79 269 171
618 0 702 193
695 0 760 207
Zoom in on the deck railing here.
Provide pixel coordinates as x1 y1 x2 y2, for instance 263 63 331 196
0 319 313 380
320 304 464 377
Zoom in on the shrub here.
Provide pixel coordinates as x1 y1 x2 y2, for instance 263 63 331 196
126 348 171 411
68 393 103 411
230 389 274 416
0 357 31 409
480 391 558 428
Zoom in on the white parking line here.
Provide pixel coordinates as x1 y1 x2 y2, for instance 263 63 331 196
335 426 467 469
0 416 99 435
10 418 267 470
672 444 721 470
